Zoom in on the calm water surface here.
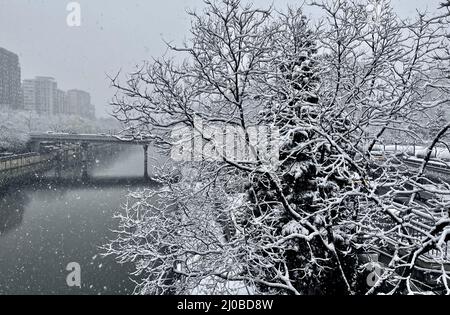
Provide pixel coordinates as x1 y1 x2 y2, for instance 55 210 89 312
0 147 159 295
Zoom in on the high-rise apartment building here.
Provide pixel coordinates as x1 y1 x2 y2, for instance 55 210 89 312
0 47 21 109
22 79 36 111
22 76 58 114
54 89 67 114
66 89 95 119
34 76 57 114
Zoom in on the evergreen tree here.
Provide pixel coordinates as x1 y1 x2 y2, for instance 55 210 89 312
246 9 361 295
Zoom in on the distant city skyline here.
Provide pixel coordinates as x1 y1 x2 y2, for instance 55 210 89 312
1 44 97 118
0 0 442 117
21 75 96 119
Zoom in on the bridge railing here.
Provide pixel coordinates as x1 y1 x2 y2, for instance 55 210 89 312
0 153 53 172
370 212 450 262
372 143 450 161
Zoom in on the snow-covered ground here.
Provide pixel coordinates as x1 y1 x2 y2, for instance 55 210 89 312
372 144 450 161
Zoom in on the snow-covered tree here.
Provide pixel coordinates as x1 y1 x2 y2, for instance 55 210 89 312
245 8 363 295
105 0 450 295
429 107 448 139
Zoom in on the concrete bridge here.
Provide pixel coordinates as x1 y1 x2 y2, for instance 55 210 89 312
29 133 154 179
29 132 153 145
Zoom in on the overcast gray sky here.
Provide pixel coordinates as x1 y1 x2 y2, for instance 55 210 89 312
0 0 443 117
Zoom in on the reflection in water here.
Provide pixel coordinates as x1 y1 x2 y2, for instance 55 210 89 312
0 188 28 236
0 147 159 295
34 177 160 190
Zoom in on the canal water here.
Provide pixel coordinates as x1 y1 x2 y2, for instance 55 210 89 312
0 147 160 295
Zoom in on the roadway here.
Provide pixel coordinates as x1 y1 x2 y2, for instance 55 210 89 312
29 132 153 145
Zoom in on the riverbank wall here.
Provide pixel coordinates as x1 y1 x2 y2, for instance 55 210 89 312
0 143 124 188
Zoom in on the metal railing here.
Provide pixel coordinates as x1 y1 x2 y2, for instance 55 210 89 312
0 153 53 172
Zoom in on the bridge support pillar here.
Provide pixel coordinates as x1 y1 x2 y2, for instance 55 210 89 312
29 141 41 153
143 145 149 179
55 149 62 178
81 142 89 180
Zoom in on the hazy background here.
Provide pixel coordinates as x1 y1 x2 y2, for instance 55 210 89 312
0 0 442 117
